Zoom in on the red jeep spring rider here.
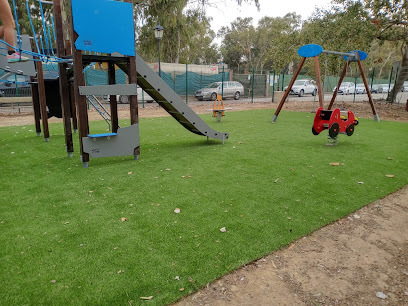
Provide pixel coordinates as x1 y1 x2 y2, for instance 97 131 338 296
312 107 358 139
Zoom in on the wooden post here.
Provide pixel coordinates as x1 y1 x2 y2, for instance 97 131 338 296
356 53 379 121
108 62 119 133
272 57 306 122
328 61 350 110
69 82 78 132
70 10 89 166
65 39 78 132
30 78 41 136
123 0 139 158
33 39 50 141
313 56 324 108
53 0 74 156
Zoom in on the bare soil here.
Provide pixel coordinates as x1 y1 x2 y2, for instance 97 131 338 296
176 185 408 306
1 100 407 305
1 99 408 126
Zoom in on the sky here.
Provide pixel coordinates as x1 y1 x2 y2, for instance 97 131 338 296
202 0 331 36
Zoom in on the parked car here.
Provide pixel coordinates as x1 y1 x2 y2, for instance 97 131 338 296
195 81 244 101
0 73 31 97
402 81 408 92
110 86 154 103
370 84 383 93
284 79 317 97
380 84 394 93
355 83 367 94
333 82 355 95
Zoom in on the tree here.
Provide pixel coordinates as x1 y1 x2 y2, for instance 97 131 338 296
257 13 301 73
219 17 257 71
219 13 301 73
135 0 259 64
335 0 408 102
2 0 44 41
301 2 376 77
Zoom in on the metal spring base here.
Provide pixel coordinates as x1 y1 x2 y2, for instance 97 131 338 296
326 136 338 146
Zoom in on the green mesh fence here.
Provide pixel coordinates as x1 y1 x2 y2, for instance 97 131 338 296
84 69 127 86
84 68 229 96
233 74 267 97
161 71 229 95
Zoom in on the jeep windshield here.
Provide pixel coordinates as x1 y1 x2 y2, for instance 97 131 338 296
294 80 306 86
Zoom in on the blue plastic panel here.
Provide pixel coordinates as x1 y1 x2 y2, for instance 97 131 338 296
298 44 323 58
343 50 367 61
72 0 135 56
88 133 118 138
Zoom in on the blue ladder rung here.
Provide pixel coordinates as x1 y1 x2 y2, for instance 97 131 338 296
88 132 117 138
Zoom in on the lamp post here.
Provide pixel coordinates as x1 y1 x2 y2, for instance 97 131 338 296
154 23 164 77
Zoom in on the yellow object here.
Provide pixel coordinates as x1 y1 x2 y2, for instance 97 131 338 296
212 94 225 121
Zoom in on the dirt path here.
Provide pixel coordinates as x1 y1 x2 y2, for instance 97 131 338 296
1 100 407 305
175 185 408 306
1 99 408 127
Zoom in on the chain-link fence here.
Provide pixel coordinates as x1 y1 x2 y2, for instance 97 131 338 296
1 60 407 115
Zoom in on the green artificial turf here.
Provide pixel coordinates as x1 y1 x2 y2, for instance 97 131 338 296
0 109 407 305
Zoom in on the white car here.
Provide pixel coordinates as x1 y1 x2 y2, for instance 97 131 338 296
117 86 154 103
355 83 367 94
402 81 408 92
284 79 317 97
380 84 394 93
333 82 355 95
370 84 383 93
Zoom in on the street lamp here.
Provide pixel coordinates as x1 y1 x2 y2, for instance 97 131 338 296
154 23 164 77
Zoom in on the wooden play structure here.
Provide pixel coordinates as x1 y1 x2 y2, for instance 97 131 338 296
1 0 228 168
271 44 380 124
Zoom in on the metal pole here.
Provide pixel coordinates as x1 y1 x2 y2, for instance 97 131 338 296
282 73 284 92
322 50 357 60
173 70 176 91
353 67 357 103
221 66 224 99
370 68 375 92
186 63 188 104
251 67 254 103
272 69 275 102
15 74 20 114
158 39 161 78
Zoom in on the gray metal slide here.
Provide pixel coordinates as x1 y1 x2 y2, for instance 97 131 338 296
119 54 229 142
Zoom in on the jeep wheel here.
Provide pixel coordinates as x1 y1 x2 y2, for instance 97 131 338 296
298 89 304 97
312 127 319 135
211 93 217 101
312 89 317 96
329 122 340 138
234 91 240 100
346 123 354 136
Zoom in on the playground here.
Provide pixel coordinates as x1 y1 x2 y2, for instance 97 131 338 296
1 0 407 304
1 100 407 305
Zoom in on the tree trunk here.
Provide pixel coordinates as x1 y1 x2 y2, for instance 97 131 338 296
387 44 408 103
175 31 180 64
